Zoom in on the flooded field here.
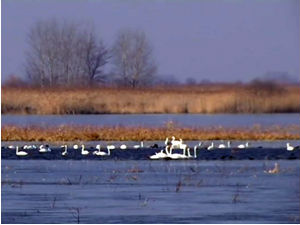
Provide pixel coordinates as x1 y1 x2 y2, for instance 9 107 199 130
1 160 299 224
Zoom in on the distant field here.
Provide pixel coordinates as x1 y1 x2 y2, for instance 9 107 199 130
2 83 300 114
2 124 299 141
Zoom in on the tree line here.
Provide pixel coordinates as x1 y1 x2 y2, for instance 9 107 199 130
25 19 157 88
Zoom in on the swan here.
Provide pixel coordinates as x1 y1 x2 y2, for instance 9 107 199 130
207 142 214 150
8 145 15 149
149 147 169 159
73 144 79 149
192 142 202 158
93 145 109 156
16 146 28 156
286 143 295 151
237 142 249 149
134 141 144 149
120 144 127 150
39 145 51 153
81 145 89 155
218 143 226 149
171 136 182 148
166 146 188 160
106 145 114 155
61 145 68 156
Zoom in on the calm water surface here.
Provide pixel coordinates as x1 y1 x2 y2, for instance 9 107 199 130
2 113 299 127
2 160 299 223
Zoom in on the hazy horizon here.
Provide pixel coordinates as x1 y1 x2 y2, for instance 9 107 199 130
2 0 299 83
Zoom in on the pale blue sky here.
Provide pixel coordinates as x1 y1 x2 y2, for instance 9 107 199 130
2 0 299 82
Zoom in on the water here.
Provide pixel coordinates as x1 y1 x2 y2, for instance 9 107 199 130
2 160 299 223
2 113 299 127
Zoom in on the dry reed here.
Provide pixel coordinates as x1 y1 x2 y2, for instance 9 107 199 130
2 84 300 114
2 124 299 141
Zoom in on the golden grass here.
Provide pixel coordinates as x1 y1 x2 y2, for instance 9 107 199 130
2 84 300 114
2 124 299 141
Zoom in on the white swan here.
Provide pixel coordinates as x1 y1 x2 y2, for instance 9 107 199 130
171 136 182 148
73 144 79 149
81 145 89 155
16 146 28 156
106 145 114 155
218 143 226 149
286 143 294 151
134 141 144 149
192 142 202 158
237 142 249 149
120 144 127 150
39 145 51 153
166 146 188 160
60 145 68 156
149 147 169 159
8 145 15 149
207 142 214 150
93 145 110 156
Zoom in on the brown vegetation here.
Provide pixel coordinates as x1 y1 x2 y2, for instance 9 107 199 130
2 124 299 142
2 83 300 114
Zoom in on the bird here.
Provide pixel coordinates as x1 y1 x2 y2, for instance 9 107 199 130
149 148 169 160
8 145 15 149
286 143 294 151
266 163 280 174
24 145 37 150
193 142 202 158
150 143 159 148
218 143 226 149
106 145 115 155
165 146 188 160
61 145 68 156
73 144 79 149
237 142 249 149
171 136 182 148
120 144 127 150
93 144 109 156
81 145 89 155
39 145 51 153
16 146 28 156
133 141 144 149
207 142 214 150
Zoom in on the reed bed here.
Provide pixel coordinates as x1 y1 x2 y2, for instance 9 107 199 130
2 124 300 141
2 84 300 114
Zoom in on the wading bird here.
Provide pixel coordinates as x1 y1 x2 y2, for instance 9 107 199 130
16 146 28 156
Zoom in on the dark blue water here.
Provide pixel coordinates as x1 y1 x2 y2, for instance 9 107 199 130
2 160 299 223
2 114 299 127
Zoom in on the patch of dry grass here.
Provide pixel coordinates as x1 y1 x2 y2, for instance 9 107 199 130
2 124 299 141
2 84 299 114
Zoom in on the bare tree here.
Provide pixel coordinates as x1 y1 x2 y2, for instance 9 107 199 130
25 19 109 87
112 29 157 88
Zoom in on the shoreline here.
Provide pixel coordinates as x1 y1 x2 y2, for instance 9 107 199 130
2 125 299 142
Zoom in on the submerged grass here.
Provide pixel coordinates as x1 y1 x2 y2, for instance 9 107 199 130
2 124 300 141
2 83 300 114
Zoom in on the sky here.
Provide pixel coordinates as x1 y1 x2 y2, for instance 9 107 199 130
1 0 299 83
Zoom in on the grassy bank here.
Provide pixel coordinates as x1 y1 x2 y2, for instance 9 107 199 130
2 125 300 141
2 83 300 114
